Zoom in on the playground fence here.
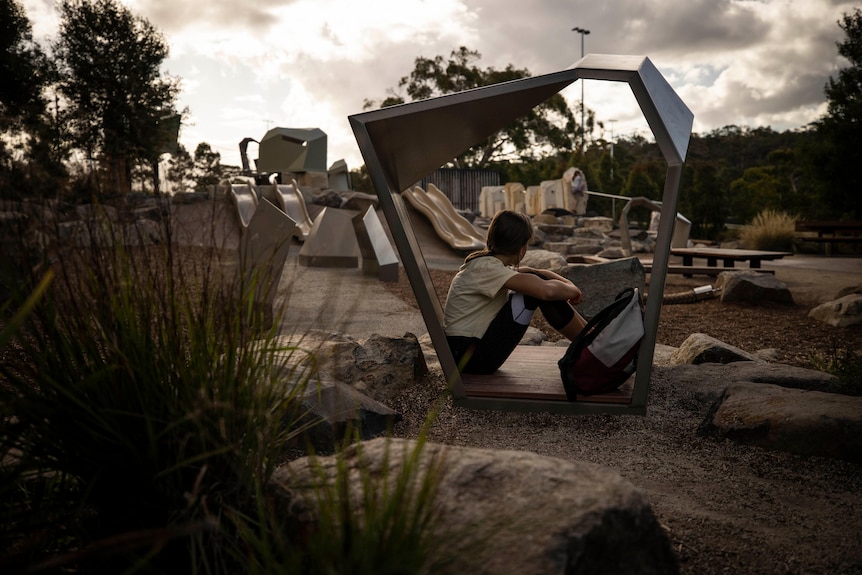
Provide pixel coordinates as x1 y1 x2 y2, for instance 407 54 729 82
417 168 501 213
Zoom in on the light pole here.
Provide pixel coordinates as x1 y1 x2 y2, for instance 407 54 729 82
572 26 590 149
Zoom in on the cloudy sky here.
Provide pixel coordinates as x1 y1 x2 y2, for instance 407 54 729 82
21 0 855 171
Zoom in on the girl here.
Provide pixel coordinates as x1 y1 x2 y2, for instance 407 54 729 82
444 210 587 374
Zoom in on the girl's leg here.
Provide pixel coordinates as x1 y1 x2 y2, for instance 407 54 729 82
556 308 587 340
457 296 531 374
520 271 586 341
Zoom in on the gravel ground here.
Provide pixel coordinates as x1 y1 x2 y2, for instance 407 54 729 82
381 266 862 575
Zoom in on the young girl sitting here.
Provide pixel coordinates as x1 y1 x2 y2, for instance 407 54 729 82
444 210 587 374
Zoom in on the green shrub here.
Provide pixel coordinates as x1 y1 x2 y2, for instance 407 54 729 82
738 209 796 251
0 199 450 573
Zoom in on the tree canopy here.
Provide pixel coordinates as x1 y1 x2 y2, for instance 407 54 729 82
810 8 862 219
53 0 181 194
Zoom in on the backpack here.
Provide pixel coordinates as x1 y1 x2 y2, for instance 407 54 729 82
558 287 644 400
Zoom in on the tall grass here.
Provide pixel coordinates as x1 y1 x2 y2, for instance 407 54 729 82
738 209 796 251
0 196 450 573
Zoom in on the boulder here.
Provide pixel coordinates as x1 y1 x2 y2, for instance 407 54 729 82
698 382 862 463
669 332 761 365
568 242 605 255
559 256 646 319
521 249 567 271
579 216 614 234
340 191 379 213
573 226 607 240
270 438 679 575
519 326 546 346
532 213 560 225
596 246 626 259
276 331 427 404
808 294 862 327
835 284 862 299
716 270 794 305
295 378 401 452
528 225 547 246
312 190 343 208
660 362 839 408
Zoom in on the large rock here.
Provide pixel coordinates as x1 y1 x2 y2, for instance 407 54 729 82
835 284 862 298
660 362 839 408
669 332 761 365
698 382 862 463
295 378 401 452
808 294 862 327
270 438 679 575
275 331 427 404
340 191 379 213
521 248 567 271
716 270 794 305
559 256 646 318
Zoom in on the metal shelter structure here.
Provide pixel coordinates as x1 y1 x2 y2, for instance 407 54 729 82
349 54 693 415
257 127 328 174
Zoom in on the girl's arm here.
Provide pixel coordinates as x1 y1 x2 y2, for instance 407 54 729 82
504 271 583 304
517 266 572 284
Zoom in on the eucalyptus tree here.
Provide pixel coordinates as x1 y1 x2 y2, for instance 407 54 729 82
53 0 180 195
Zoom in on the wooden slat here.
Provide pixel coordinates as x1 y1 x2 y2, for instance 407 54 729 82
460 346 634 404
641 263 774 276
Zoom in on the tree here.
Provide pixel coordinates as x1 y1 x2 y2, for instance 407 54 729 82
53 0 181 196
811 9 862 219
0 0 50 133
0 0 66 199
193 143 222 193
364 47 577 168
166 144 195 194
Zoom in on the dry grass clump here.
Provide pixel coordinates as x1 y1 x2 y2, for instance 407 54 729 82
738 209 796 251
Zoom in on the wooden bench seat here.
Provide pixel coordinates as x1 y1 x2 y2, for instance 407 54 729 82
795 221 862 254
641 263 774 276
461 346 634 404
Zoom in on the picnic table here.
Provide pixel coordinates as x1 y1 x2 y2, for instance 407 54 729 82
795 220 862 255
668 247 791 276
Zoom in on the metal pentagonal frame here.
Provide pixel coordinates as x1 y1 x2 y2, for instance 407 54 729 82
349 54 693 415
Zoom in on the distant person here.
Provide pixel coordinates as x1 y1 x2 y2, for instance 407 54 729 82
563 167 589 214
444 210 587 374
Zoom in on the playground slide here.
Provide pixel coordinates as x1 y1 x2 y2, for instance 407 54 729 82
261 181 314 241
403 185 485 252
230 183 259 229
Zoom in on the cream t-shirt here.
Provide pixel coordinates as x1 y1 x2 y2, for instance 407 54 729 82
443 256 519 339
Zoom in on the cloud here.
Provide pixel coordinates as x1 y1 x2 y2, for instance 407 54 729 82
19 0 858 170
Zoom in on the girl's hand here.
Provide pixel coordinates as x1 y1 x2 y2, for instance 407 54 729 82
567 286 583 306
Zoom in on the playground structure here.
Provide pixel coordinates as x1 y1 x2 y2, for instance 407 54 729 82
350 53 693 416
618 196 691 256
478 167 588 218
229 183 259 228
238 126 349 191
227 185 297 330
402 184 485 252
260 180 315 242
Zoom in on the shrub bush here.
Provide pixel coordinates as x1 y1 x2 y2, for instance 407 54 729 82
738 209 796 251
0 197 448 573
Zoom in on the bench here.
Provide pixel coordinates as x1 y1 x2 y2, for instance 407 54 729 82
461 346 633 404
795 221 862 254
667 247 791 277
641 263 774 277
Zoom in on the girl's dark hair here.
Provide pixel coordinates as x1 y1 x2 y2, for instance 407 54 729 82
465 210 533 263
